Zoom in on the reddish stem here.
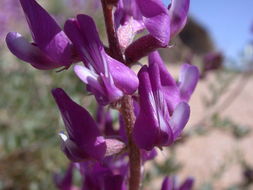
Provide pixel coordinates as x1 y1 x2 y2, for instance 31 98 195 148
121 96 141 190
101 0 124 62
101 1 141 190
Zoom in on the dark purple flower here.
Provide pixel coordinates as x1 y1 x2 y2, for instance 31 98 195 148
104 175 127 190
54 163 80 190
52 88 106 162
201 51 223 78
168 0 190 38
6 0 76 70
78 160 127 190
96 105 117 136
133 51 199 150
161 176 194 190
64 14 139 105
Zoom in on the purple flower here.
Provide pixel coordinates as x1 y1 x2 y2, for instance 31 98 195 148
96 105 117 137
116 0 170 48
133 51 199 150
141 149 157 162
64 14 139 105
52 88 106 162
54 163 80 190
201 52 223 78
117 0 170 63
114 0 145 50
78 160 127 190
6 0 76 70
161 176 194 190
120 0 190 64
168 0 190 38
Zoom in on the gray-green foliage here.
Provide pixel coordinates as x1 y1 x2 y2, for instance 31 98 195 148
0 57 86 189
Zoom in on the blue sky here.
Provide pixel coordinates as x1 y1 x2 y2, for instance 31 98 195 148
164 0 253 59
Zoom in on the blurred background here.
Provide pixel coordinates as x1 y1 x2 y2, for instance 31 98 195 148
0 0 253 189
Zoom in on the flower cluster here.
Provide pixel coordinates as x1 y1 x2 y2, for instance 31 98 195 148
6 0 199 189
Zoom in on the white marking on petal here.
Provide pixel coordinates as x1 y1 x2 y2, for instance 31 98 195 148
94 136 105 146
74 65 98 83
59 132 68 142
148 90 170 132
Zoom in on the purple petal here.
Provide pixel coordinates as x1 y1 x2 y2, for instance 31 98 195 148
114 0 125 28
60 134 90 162
162 86 181 114
5 32 60 70
141 149 157 162
64 14 105 73
134 66 173 149
149 51 176 86
178 177 194 190
52 88 106 160
148 63 174 146
104 175 126 190
147 57 162 91
54 163 74 190
74 66 123 105
74 65 120 105
161 177 175 190
96 105 116 136
74 65 104 95
79 162 112 190
168 0 190 37
100 74 124 102
133 66 159 150
19 0 72 66
123 0 142 20
169 102 190 139
107 55 139 95
178 64 199 100
137 0 170 46
76 14 105 71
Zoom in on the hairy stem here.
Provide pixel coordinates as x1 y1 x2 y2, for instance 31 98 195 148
121 95 141 190
101 0 124 62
